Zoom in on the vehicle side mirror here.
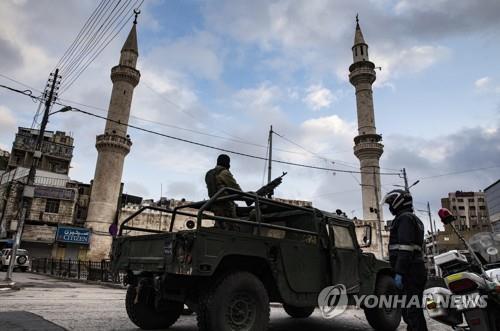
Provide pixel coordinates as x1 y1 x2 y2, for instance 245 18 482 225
356 224 372 248
438 208 456 225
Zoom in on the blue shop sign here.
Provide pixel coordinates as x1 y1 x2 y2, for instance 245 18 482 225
56 226 90 245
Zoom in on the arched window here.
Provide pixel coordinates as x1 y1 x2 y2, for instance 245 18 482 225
360 46 364 55
354 47 358 56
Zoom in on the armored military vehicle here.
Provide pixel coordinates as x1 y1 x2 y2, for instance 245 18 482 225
111 185 401 331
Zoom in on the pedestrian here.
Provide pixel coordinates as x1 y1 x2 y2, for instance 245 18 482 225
382 189 428 331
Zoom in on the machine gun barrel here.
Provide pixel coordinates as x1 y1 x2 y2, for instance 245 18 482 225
256 172 287 197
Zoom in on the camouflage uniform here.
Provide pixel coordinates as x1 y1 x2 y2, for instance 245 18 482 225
207 165 241 229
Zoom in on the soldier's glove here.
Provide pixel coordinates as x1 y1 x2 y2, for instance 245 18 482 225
394 274 403 290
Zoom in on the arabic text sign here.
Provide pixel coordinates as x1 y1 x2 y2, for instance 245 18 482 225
56 226 90 245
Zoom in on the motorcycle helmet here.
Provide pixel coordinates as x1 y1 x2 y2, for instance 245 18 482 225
381 189 413 215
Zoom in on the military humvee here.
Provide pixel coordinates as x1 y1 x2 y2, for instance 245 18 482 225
111 187 401 331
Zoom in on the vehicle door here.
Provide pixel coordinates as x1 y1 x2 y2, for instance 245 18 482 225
328 220 361 293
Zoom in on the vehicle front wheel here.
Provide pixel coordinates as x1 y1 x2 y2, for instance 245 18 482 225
364 274 402 331
283 304 315 318
197 272 270 331
125 285 183 330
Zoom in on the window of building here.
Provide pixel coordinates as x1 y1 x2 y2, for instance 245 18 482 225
479 206 486 210
478 198 484 202
354 47 358 56
360 46 364 55
457 198 464 202
458 206 465 210
468 198 475 203
45 199 60 213
470 206 476 210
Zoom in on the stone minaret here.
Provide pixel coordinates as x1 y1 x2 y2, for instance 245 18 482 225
349 17 384 222
85 19 140 260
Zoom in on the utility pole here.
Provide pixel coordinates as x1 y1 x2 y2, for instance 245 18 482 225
267 125 273 184
5 69 61 282
427 202 437 256
372 169 384 259
402 168 409 191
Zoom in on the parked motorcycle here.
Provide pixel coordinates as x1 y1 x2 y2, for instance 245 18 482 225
424 208 500 331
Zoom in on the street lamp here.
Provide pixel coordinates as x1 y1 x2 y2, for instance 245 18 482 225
393 180 420 191
4 105 73 282
49 105 72 116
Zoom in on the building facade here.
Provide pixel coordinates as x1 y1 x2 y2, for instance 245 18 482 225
7 127 73 174
85 21 141 260
485 180 500 232
441 191 490 232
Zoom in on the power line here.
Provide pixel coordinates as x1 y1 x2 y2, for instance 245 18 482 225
57 103 401 176
419 165 500 180
61 0 135 80
0 73 42 93
59 6 141 95
2 81 498 180
58 0 116 75
55 0 108 71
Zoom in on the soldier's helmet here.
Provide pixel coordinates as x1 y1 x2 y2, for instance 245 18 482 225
381 189 413 215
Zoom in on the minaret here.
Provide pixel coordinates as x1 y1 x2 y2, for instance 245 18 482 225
85 16 140 260
349 16 384 222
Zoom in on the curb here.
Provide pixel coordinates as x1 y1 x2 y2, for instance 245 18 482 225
28 272 126 290
0 281 21 291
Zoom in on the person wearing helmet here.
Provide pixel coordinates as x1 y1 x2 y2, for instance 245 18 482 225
205 154 242 230
382 189 427 331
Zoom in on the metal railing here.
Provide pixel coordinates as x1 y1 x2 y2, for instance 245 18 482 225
31 258 125 284
119 187 319 238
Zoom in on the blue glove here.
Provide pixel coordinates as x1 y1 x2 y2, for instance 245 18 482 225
394 274 403 290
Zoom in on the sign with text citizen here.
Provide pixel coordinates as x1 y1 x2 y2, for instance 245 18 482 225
56 226 90 245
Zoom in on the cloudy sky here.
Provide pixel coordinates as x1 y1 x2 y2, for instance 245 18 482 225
0 0 499 230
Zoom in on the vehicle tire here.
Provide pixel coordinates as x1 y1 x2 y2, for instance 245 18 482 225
125 285 183 330
16 255 27 265
364 274 402 331
197 272 269 331
283 304 315 318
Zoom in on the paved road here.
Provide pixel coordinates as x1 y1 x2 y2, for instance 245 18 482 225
0 272 450 331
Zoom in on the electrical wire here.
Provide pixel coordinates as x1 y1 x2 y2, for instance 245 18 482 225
419 166 500 180
59 0 116 74
3 81 498 180
59 1 144 95
57 103 401 176
61 0 134 80
55 0 108 71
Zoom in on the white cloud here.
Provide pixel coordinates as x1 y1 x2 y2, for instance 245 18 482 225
303 84 335 111
373 45 450 86
0 105 16 129
475 76 491 89
474 76 500 94
145 31 223 81
234 82 282 115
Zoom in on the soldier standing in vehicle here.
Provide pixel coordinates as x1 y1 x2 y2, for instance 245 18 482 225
205 154 241 229
382 189 428 331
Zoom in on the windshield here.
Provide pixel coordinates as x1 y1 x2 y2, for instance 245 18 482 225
469 232 500 264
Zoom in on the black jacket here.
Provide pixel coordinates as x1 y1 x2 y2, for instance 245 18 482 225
388 208 425 275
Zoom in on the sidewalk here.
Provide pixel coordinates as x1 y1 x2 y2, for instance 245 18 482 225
0 311 66 331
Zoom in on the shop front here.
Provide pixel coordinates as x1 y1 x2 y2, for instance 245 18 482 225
55 226 91 260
